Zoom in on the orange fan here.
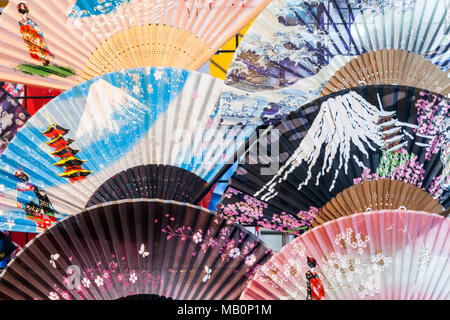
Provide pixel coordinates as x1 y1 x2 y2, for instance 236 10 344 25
0 0 270 90
321 49 450 96
316 180 443 227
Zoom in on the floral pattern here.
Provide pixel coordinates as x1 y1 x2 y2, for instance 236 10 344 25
2 200 275 300
218 187 315 235
242 210 449 300
0 87 29 155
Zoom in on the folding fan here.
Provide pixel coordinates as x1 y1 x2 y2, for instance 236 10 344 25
0 199 273 300
241 209 449 300
218 85 449 234
0 0 271 90
0 86 29 155
0 67 254 233
219 0 449 125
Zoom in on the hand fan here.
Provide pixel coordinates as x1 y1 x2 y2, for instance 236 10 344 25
219 0 449 125
0 67 254 233
317 179 443 226
0 86 29 155
218 85 449 234
0 199 273 300
0 0 271 90
85 164 208 207
241 209 449 300
321 49 450 96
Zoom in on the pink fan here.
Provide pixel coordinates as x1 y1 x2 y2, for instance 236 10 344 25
241 210 449 300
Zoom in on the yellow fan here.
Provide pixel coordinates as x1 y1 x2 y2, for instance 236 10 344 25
321 49 450 96
316 180 444 227
0 0 270 90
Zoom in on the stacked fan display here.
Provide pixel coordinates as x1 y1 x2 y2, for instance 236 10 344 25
0 0 448 301
0 0 275 300
215 0 449 300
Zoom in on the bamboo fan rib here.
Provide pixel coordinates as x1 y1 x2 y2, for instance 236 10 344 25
321 49 450 96
0 199 273 300
316 180 443 226
0 0 271 90
0 67 254 233
217 85 449 235
80 25 210 81
85 165 207 207
219 0 449 125
241 210 449 300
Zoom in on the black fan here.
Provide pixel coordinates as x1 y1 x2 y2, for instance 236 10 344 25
218 85 449 234
86 165 207 207
0 199 272 300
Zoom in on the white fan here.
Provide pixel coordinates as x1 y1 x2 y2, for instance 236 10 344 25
219 0 449 125
0 0 270 89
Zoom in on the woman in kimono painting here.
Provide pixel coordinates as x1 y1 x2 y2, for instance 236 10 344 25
306 256 325 300
17 2 55 66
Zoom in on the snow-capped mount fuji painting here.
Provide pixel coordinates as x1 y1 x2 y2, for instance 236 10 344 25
75 78 152 141
0 67 252 232
219 86 449 233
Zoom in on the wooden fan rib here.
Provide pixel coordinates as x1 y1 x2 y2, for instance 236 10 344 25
321 49 450 96
316 180 444 226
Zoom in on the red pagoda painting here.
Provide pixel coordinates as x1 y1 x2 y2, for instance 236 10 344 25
42 122 92 183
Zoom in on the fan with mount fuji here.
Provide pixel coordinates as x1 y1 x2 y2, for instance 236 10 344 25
241 209 449 300
218 85 449 234
0 67 254 233
0 199 273 300
0 0 270 90
219 0 449 125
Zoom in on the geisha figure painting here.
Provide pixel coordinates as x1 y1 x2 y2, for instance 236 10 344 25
15 2 75 78
18 2 55 66
306 257 325 300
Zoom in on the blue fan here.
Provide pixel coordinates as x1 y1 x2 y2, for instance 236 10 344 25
0 67 252 233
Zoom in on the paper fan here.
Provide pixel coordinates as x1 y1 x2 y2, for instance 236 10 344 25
241 209 449 300
0 0 270 90
0 67 253 233
85 164 208 207
0 199 272 300
219 0 449 125
321 49 450 96
316 180 443 226
0 86 29 155
218 85 449 234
